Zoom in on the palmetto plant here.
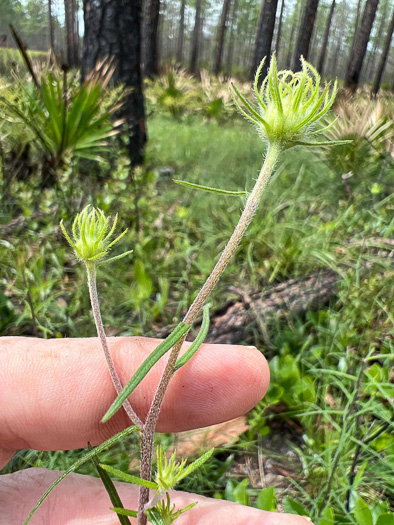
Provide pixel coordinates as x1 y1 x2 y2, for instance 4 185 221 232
0 59 123 177
323 96 394 182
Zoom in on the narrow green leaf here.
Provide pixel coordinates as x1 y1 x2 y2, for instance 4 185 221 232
175 304 210 371
101 322 190 423
173 180 246 197
23 425 137 524
231 83 271 131
146 508 166 525
111 508 138 518
282 497 309 516
99 464 158 490
89 445 130 525
178 448 214 482
288 140 353 148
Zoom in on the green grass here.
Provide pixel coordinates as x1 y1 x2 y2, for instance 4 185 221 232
0 48 48 77
1 91 393 523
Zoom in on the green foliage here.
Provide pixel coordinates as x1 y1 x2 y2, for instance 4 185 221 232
0 48 48 77
2 67 393 523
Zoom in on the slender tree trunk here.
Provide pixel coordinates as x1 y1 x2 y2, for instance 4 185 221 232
82 0 147 166
285 11 298 68
364 0 388 80
225 0 238 77
251 0 279 80
65 0 76 66
190 0 202 74
345 0 380 91
317 0 336 75
176 0 186 64
71 0 79 65
350 0 363 59
372 7 394 95
48 0 55 54
142 0 160 77
292 0 320 71
330 24 342 77
275 0 285 60
213 0 232 76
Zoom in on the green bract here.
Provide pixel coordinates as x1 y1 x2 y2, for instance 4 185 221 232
231 55 344 148
60 205 131 263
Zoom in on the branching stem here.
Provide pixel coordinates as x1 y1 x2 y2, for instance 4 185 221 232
137 141 282 524
86 262 143 429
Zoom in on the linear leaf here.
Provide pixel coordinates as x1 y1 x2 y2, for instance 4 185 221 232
111 508 138 518
23 426 137 524
175 304 210 371
173 180 245 196
99 464 158 490
102 322 190 423
89 445 130 525
178 448 215 482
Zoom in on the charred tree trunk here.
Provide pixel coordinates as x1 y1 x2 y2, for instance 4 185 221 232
251 0 279 80
65 0 75 66
142 0 160 77
364 0 389 80
176 0 186 64
292 0 320 71
317 0 336 75
371 7 394 95
190 0 203 74
213 0 232 76
225 0 238 77
350 0 363 59
345 0 380 91
275 0 285 60
82 0 147 166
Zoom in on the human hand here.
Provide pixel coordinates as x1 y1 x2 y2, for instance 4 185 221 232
0 337 312 524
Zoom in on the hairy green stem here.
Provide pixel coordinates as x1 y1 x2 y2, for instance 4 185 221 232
86 262 143 429
137 141 282 524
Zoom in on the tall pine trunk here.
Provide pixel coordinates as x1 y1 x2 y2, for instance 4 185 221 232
225 0 238 77
251 0 279 80
364 0 388 80
142 0 160 78
213 0 232 76
292 0 319 71
371 6 394 95
350 0 363 59
82 0 146 166
65 0 77 66
190 0 202 74
345 0 380 90
275 0 285 60
317 0 336 75
176 0 186 64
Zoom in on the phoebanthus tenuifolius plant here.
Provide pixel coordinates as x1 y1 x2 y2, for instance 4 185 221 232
26 56 350 525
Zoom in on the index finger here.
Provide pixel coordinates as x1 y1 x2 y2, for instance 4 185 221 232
0 336 269 453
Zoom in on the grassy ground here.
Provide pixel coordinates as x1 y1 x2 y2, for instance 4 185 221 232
1 89 393 522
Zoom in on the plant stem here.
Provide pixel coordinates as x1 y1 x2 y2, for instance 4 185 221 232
137 141 282 524
86 262 143 429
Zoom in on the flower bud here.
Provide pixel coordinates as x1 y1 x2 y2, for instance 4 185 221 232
231 55 346 149
60 205 129 263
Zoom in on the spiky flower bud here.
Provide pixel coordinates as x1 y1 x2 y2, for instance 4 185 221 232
231 55 348 148
60 205 131 264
